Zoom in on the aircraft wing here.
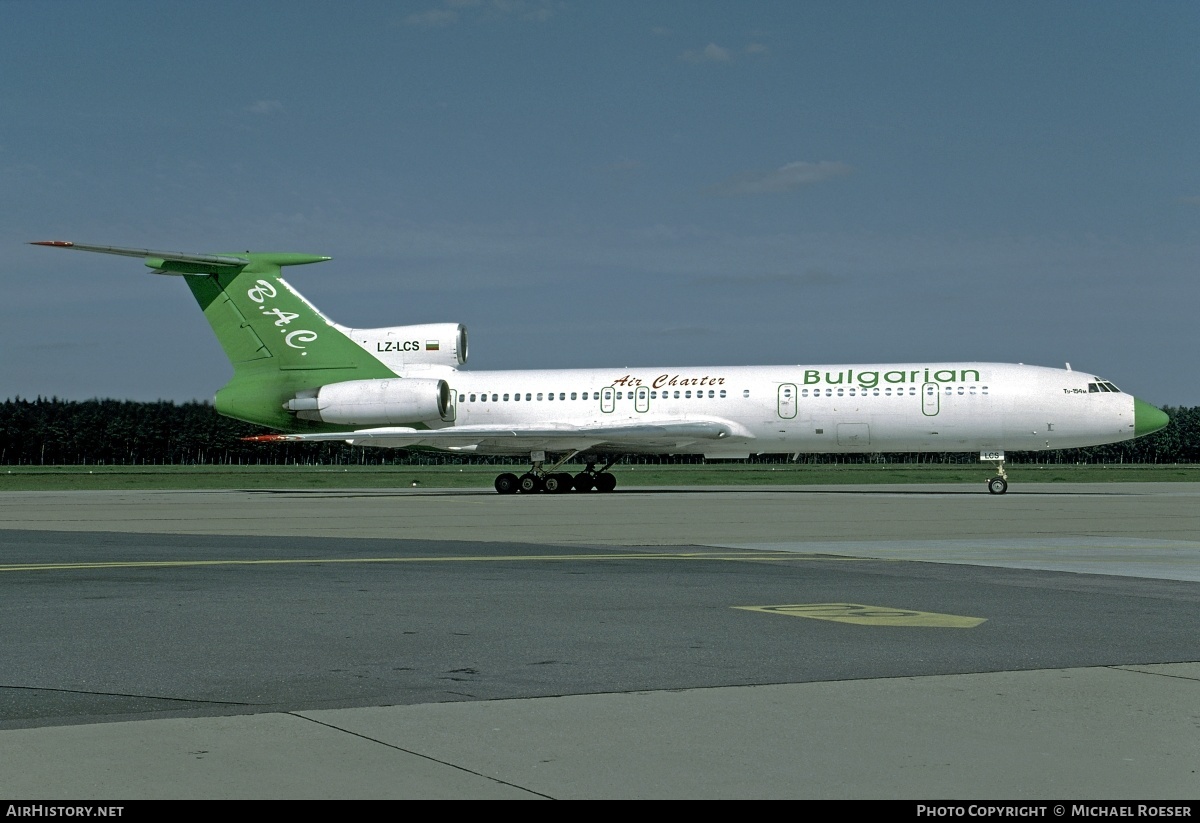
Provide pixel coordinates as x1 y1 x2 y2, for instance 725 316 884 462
245 419 742 454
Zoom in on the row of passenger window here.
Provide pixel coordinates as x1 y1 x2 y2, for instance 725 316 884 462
801 386 990 397
460 389 731 403
461 391 579 403
631 390 729 400
458 386 993 403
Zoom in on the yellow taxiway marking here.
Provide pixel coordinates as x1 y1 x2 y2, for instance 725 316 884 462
0 551 878 573
734 602 987 628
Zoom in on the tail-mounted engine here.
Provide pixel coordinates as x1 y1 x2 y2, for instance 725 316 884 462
343 323 467 371
285 378 452 425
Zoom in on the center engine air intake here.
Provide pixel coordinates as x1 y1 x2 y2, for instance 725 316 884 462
285 378 452 425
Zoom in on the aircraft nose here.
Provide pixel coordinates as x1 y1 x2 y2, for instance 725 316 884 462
1133 397 1170 437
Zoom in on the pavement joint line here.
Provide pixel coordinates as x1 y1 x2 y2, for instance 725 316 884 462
1109 664 1200 682
0 683 254 706
291 712 555 799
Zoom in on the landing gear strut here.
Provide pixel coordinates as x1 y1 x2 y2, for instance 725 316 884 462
984 453 1009 495
573 459 617 493
493 454 618 494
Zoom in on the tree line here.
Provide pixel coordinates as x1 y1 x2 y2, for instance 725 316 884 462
0 397 1197 466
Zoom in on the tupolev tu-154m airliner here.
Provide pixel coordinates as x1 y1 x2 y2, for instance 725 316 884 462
33 241 1170 495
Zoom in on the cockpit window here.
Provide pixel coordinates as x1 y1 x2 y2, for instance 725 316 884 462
1088 381 1123 394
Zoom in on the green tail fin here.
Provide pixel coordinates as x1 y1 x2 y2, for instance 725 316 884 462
166 252 397 429
32 243 396 429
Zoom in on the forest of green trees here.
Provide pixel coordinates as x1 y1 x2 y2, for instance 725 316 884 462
0 397 1197 466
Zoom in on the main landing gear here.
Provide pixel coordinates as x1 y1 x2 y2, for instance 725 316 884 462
494 456 618 495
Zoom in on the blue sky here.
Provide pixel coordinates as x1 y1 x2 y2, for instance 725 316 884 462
3 0 1198 405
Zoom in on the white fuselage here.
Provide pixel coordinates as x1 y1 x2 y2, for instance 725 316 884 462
426 362 1136 457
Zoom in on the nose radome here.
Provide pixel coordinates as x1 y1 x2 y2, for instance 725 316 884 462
1133 398 1169 437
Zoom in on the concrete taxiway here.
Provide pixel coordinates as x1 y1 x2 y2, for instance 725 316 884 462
1 483 1198 799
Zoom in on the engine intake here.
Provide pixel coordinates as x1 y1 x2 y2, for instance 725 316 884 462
285 378 452 425
345 323 467 369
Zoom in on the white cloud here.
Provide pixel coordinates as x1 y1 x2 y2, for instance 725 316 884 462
407 0 556 26
244 100 284 115
746 43 770 56
695 269 845 288
405 8 459 27
649 325 716 338
497 0 556 23
709 161 854 196
681 43 732 64
606 159 642 172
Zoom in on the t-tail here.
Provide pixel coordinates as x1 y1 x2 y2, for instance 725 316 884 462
31 242 466 431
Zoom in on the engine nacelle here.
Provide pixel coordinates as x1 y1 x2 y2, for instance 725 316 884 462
285 378 452 425
344 323 467 370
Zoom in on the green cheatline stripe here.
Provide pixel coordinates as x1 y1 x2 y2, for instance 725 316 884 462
0 551 880 573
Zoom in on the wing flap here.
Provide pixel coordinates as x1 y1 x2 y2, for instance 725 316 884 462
246 420 740 452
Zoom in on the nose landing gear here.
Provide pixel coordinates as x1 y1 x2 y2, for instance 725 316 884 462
982 451 1009 495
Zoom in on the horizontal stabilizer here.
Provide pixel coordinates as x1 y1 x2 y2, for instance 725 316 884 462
31 242 332 273
32 241 251 268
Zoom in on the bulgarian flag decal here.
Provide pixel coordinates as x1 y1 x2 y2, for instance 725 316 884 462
425 340 440 351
